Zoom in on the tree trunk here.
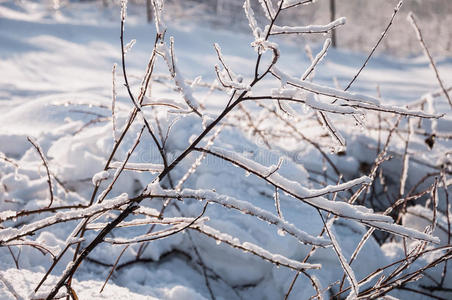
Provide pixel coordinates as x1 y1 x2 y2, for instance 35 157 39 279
146 0 153 23
330 0 337 48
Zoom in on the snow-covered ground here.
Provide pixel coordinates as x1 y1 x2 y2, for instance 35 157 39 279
1 1 451 299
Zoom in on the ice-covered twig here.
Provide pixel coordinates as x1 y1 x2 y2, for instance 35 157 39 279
317 110 346 148
192 224 321 270
5 240 61 259
399 119 413 197
215 65 250 91
256 102 343 177
97 126 145 203
27 137 54 208
319 212 359 297
408 12 452 108
105 203 209 244
270 17 346 35
0 272 23 300
258 0 276 20
124 39 136 54
344 1 403 91
111 63 118 143
281 0 316 10
175 124 224 191
151 0 166 36
302 38 331 81
244 0 262 40
213 43 234 80
0 194 130 245
194 147 440 243
157 39 202 117
271 67 442 118
109 161 164 173
195 148 376 217
248 92 357 115
145 188 331 246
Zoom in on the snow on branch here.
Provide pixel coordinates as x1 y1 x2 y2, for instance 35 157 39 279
27 137 54 207
408 12 452 108
192 223 321 270
302 38 331 81
109 162 164 173
103 217 209 244
0 193 130 245
143 188 331 247
157 39 202 117
270 17 346 35
244 0 262 40
263 90 358 114
320 213 359 297
215 65 250 91
193 147 440 243
317 110 346 149
271 67 443 118
258 0 276 20
281 0 317 10
151 0 166 36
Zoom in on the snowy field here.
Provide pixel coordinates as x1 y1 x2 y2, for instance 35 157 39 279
1 1 451 299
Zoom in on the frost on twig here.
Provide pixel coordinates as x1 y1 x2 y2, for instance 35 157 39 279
281 0 317 10
151 0 166 36
301 38 331 81
317 110 346 150
111 63 118 143
0 193 130 245
408 12 452 108
244 0 262 40
320 213 359 298
157 39 202 117
271 67 443 118
258 0 275 20
192 224 321 270
27 137 54 207
270 17 346 35
143 187 331 246
195 147 440 243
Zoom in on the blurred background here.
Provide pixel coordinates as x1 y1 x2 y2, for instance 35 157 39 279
56 0 452 57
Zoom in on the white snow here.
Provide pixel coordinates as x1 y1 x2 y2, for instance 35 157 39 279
0 1 450 299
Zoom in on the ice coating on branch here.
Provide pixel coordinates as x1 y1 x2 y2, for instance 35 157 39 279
152 0 166 35
281 0 317 9
148 180 164 194
157 41 201 116
302 38 331 80
215 66 251 91
198 147 439 243
273 67 379 105
110 162 164 173
363 219 439 243
425 94 438 133
0 210 16 222
271 17 346 35
304 92 357 114
145 187 331 246
317 110 346 148
92 170 109 185
258 0 275 20
120 0 127 21
244 0 262 40
124 39 136 54
194 223 321 270
0 193 129 244
325 220 359 297
272 67 442 118
400 153 409 195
